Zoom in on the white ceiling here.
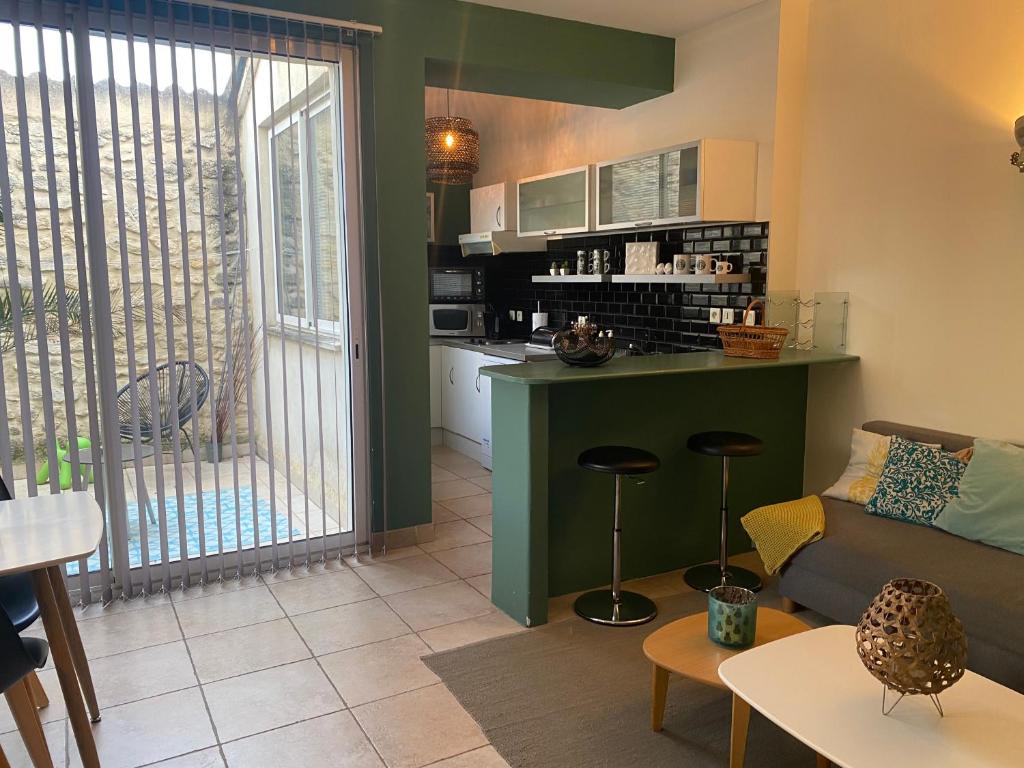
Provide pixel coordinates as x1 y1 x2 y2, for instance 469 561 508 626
461 0 766 38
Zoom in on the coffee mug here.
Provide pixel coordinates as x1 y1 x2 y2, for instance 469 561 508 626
712 259 734 275
694 255 714 275
673 254 691 274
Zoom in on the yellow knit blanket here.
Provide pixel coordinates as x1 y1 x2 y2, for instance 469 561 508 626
740 495 825 575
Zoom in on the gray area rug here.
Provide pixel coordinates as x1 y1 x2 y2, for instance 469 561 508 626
424 589 821 768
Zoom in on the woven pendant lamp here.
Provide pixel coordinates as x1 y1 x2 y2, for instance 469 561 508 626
425 90 479 185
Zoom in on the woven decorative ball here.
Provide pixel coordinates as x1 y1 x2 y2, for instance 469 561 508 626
855 578 967 697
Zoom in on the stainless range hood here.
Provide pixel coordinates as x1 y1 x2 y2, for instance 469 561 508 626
458 230 546 257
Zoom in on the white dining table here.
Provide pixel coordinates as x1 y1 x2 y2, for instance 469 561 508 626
0 491 103 768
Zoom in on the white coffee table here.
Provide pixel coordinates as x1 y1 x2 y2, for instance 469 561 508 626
718 624 1024 767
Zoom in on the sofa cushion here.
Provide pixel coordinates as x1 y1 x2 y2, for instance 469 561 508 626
864 436 966 526
935 439 1024 556
787 496 1024 655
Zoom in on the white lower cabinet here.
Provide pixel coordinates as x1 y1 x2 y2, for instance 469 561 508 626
429 346 442 429
479 355 516 470
440 345 485 441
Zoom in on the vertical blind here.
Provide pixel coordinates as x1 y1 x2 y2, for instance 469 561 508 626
0 0 374 602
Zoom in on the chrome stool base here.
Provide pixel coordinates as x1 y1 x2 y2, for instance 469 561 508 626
683 563 763 593
574 589 658 626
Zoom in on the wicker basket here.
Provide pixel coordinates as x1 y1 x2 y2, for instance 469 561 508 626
718 300 789 359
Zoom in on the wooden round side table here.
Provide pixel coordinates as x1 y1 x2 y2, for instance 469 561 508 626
643 608 812 766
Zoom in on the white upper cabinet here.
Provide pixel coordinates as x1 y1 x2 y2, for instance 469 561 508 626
516 166 591 237
470 182 516 232
596 139 757 230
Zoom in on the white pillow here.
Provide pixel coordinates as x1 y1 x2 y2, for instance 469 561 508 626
823 429 893 504
824 428 941 504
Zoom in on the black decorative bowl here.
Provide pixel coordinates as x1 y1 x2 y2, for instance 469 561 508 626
553 329 616 367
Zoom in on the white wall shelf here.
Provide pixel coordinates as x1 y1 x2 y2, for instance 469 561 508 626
531 275 612 283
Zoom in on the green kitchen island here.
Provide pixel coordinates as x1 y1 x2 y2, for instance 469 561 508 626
481 348 858 627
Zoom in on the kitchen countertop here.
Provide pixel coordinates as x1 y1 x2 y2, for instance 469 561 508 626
429 337 559 362
481 348 858 385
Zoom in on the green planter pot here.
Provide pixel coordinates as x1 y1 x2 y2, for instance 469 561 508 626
707 586 758 648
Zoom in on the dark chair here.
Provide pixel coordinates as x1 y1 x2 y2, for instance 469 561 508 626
574 445 660 627
0 596 52 766
115 361 210 455
683 431 764 592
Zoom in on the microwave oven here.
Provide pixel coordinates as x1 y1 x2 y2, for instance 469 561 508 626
429 304 485 337
429 267 485 304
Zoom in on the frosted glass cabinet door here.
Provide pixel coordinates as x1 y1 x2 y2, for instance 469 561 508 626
597 143 700 229
517 166 590 237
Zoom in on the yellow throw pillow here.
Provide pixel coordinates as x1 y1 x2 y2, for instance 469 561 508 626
823 429 893 505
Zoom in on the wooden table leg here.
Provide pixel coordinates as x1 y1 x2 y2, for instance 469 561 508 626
46 567 100 722
30 570 99 768
651 664 669 732
6 678 53 768
816 755 831 768
730 693 751 768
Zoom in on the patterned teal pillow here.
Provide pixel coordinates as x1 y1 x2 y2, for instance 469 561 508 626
864 435 966 526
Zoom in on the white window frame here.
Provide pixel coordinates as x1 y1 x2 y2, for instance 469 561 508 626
268 81 345 337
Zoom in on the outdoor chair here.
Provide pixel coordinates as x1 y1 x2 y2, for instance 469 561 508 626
115 361 210 456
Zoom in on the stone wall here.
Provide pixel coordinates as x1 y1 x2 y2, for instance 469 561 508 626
0 71 249 467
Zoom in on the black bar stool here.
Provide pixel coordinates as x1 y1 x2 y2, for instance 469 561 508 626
574 445 660 627
683 431 763 593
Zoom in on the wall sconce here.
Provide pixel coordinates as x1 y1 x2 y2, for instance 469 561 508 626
1012 116 1024 173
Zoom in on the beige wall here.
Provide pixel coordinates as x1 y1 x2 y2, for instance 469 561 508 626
426 0 781 221
782 0 1024 490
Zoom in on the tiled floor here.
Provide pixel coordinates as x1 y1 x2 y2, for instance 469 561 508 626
2 445 769 767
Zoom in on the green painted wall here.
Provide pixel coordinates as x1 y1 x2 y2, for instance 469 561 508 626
233 0 674 531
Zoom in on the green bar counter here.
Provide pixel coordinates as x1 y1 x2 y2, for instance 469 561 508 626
481 349 859 627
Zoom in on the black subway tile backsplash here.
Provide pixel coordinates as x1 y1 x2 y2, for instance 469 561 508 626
476 222 769 353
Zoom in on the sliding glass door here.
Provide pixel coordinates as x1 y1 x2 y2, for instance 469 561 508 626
0 0 370 602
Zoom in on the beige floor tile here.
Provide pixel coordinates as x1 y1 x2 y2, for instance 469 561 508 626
77 604 182 659
148 747 225 767
430 452 483 475
468 475 493 492
203 659 342 742
74 592 172 621
352 684 487 768
0 718 65 768
431 746 510 768
438 494 492 520
419 520 490 553
268 569 375 615
292 598 411 655
353 554 458 596
0 669 65 733
431 465 459 483
174 584 283 638
454 463 490 480
222 711 383 768
88 641 197 708
431 479 486 502
432 502 459 523
466 514 492 536
430 542 492 579
170 576 266 602
385 581 493 632
69 688 216 768
260 558 350 584
418 610 525 653
187 618 311 683
319 634 438 708
466 573 491 599
344 546 423 569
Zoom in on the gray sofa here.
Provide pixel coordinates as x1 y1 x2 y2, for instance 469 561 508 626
779 421 1024 692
